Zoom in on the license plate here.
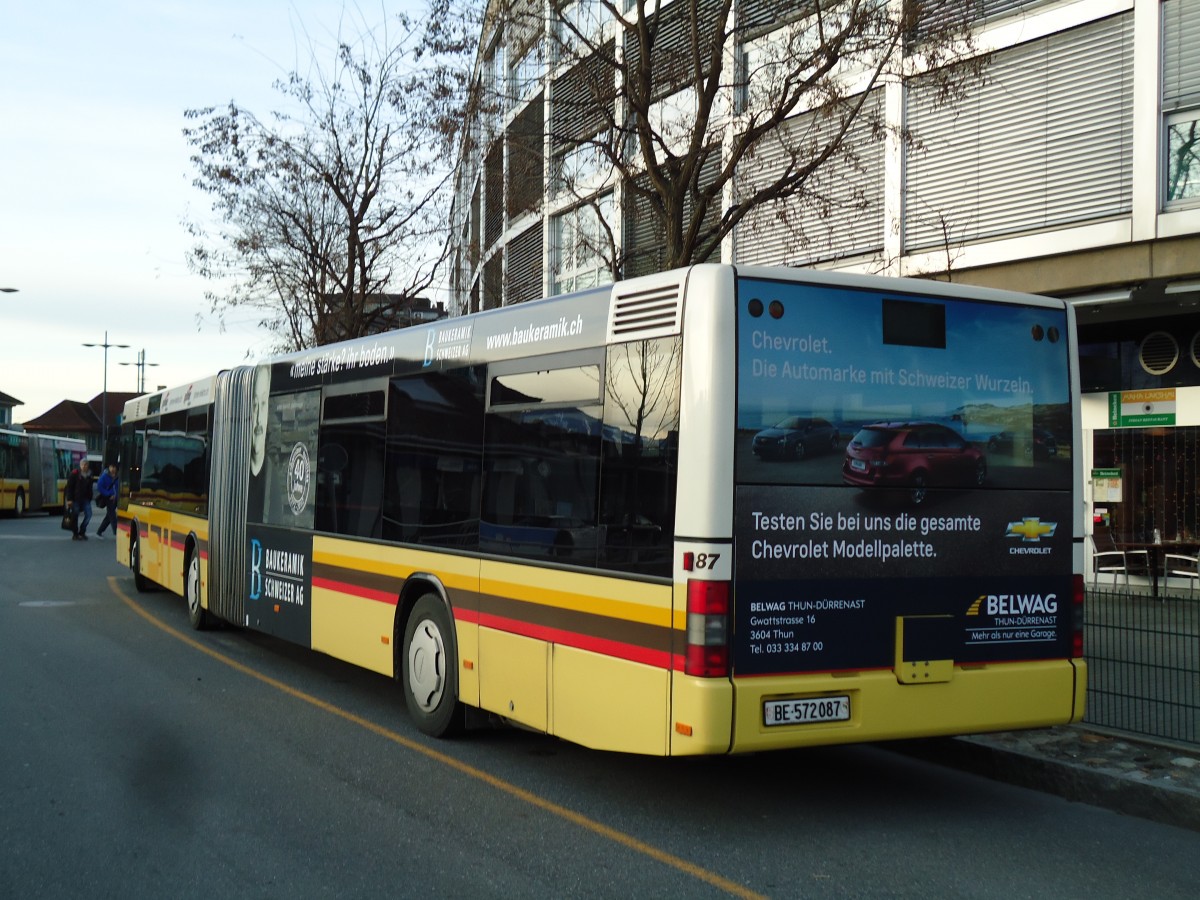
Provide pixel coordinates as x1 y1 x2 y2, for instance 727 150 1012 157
764 695 851 727
850 459 867 472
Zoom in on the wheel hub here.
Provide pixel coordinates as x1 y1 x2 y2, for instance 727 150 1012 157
407 620 446 712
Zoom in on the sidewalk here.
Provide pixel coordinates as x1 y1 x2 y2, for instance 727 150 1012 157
896 725 1200 832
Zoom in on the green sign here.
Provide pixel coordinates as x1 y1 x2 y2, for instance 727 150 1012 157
1108 389 1177 427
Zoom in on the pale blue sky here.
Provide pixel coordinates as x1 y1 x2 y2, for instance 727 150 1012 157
1 1 425 422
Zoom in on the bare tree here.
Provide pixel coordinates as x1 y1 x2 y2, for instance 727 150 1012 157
184 4 478 349
1167 118 1199 203
478 0 986 279
606 337 682 450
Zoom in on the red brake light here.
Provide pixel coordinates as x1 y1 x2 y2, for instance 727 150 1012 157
685 579 730 677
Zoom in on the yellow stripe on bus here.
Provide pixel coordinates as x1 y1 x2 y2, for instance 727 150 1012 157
481 562 673 627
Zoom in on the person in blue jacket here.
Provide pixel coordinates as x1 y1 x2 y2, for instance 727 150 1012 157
94 462 119 538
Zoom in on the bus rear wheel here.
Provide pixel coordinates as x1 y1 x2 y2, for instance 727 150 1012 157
185 549 210 630
401 595 463 737
14 490 25 517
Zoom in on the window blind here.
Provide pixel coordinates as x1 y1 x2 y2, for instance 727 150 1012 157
905 12 1132 252
1163 0 1200 110
734 91 884 266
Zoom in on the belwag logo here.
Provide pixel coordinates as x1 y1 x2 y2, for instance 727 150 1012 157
966 593 1059 616
1005 517 1057 541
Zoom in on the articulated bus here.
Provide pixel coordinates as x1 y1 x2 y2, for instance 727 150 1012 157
0 428 87 516
116 264 1085 755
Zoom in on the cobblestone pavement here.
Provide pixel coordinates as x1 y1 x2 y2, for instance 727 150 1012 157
895 725 1200 831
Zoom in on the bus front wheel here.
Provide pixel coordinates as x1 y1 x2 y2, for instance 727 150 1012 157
185 549 210 630
401 595 463 737
130 533 150 593
14 490 25 517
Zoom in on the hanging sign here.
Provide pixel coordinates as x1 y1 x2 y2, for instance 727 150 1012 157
1108 389 1176 427
1092 468 1122 503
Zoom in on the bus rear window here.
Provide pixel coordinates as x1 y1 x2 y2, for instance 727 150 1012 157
736 279 1072 492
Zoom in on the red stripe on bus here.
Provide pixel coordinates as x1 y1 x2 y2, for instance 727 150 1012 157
309 576 676 669
477 610 672 669
453 606 481 625
311 575 399 606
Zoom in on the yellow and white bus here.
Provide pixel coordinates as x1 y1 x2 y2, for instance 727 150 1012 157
116 264 1085 755
0 428 86 516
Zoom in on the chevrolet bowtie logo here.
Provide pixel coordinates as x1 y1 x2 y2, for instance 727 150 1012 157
1006 517 1057 541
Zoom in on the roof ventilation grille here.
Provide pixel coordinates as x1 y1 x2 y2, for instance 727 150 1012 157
610 282 683 339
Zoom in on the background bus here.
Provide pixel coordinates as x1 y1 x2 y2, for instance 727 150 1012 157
0 428 87 516
116 264 1085 755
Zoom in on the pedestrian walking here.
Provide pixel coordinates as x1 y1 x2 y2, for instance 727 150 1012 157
94 462 118 538
72 461 95 540
65 463 81 539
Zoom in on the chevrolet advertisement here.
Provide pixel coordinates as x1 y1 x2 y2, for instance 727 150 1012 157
734 277 1074 675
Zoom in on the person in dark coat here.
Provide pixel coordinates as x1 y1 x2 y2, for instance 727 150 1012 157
65 464 81 539
72 463 95 540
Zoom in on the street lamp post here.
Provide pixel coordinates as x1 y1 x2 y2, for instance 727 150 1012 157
119 349 159 394
82 331 130 459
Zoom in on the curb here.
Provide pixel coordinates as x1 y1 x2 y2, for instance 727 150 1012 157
892 735 1200 832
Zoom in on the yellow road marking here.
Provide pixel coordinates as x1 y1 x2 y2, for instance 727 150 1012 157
107 577 766 900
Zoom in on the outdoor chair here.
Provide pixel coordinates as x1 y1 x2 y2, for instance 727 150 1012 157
1123 546 1153 579
1161 553 1200 599
1090 545 1131 593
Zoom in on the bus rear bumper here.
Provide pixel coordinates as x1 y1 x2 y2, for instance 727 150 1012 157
725 660 1086 754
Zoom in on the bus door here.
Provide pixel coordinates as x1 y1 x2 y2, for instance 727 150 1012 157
35 439 57 509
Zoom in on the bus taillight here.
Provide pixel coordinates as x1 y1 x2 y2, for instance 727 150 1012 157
1072 573 1085 658
685 579 730 677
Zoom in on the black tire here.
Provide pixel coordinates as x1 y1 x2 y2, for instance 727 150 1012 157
185 549 210 630
130 532 150 593
14 490 25 517
909 472 928 505
401 594 463 737
792 440 806 460
974 458 987 487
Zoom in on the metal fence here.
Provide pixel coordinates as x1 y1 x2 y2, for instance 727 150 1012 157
1084 585 1199 747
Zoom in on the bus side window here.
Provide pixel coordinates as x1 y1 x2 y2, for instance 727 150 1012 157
120 425 143 496
317 387 387 540
597 337 681 578
186 409 211 517
481 405 602 566
383 368 484 549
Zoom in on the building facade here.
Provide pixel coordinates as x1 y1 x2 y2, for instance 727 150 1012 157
22 393 139 460
0 390 19 427
450 0 1200 558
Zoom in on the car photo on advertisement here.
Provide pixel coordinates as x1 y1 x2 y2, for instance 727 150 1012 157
986 428 1058 460
751 416 840 460
842 421 987 505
